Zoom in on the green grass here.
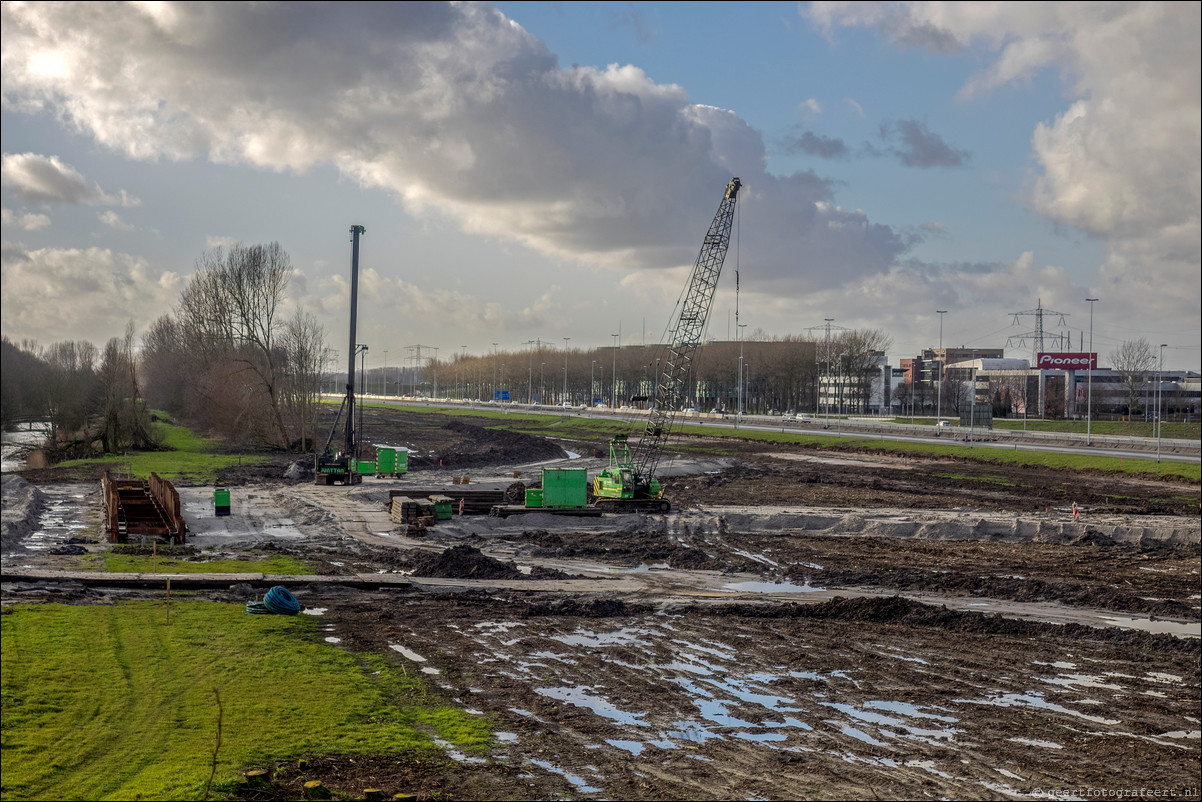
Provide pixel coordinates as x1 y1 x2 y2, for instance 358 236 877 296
51 419 268 483
0 602 490 801
896 417 1200 440
101 553 316 575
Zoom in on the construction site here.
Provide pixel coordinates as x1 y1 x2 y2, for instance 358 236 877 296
2 178 1199 800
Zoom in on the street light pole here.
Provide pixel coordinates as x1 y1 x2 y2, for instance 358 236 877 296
1085 298 1098 445
823 318 834 428
969 349 977 445
1157 343 1167 462
491 342 498 402
936 310 947 431
563 337 570 406
591 360 596 406
611 333 619 408
737 322 747 426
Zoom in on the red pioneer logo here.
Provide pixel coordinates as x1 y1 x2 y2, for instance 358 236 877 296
1037 352 1097 369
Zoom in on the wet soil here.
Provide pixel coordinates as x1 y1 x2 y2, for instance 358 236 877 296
6 408 1200 800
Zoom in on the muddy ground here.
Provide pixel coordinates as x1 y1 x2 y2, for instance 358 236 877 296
2 407 1200 800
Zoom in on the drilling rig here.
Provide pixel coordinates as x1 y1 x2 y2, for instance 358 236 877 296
593 177 741 512
315 224 366 485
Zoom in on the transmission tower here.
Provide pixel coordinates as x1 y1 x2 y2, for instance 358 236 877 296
1007 299 1070 362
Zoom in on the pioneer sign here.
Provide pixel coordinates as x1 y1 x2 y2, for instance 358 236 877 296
1037 352 1097 370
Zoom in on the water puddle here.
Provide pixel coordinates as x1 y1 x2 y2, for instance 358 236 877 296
606 739 645 755
435 737 487 764
1037 673 1123 691
301 607 327 616
722 580 826 594
388 643 427 662
1098 616 1200 639
496 732 519 743
552 627 651 649
324 636 342 644
534 685 647 727
956 692 1120 725
529 759 600 793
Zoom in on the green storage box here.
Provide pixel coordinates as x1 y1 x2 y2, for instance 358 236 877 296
525 488 544 508
541 468 587 509
376 447 396 475
356 460 376 475
214 487 231 517
429 495 454 520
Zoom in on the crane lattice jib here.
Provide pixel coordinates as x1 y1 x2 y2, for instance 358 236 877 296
633 177 740 487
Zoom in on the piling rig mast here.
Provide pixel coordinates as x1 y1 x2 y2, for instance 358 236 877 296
594 177 741 511
315 224 366 485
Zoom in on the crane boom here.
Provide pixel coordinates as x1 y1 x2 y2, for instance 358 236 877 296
632 177 740 488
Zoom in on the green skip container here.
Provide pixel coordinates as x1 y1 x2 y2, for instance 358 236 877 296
541 468 587 509
214 487 231 517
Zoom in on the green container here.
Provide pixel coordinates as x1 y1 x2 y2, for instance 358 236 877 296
524 488 544 508
542 468 587 509
430 495 453 520
214 487 231 517
356 460 376 475
395 447 409 474
376 447 396 475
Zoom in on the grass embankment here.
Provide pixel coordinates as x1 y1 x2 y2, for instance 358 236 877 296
0 602 490 801
51 419 269 483
898 417 1200 440
101 552 316 575
364 403 1201 482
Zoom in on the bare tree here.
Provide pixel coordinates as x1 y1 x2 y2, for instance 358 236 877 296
279 309 329 451
176 243 293 447
835 329 893 413
98 322 154 452
1109 338 1157 416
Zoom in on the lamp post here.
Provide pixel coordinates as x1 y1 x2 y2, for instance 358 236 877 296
540 361 546 404
1157 343 1167 462
491 342 498 402
1085 298 1098 445
591 360 596 406
969 349 977 446
823 318 834 428
738 323 747 426
611 333 619 408
935 310 947 432
563 337 571 406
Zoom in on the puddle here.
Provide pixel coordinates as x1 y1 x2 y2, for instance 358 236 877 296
388 643 427 662
553 627 651 649
956 692 1120 725
722 580 826 594
529 759 600 793
496 732 519 743
1098 616 1201 639
535 685 647 727
734 731 787 742
1037 673 1123 691
301 607 327 616
324 636 342 644
606 739 645 755
435 737 487 764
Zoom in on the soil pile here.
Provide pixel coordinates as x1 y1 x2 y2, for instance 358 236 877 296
1 475 43 554
407 544 524 579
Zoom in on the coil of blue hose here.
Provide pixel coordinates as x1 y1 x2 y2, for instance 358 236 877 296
245 585 302 615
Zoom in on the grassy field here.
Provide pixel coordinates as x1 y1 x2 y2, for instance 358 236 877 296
101 552 316 575
0 602 490 801
362 403 1201 483
896 417 1200 440
51 419 269 484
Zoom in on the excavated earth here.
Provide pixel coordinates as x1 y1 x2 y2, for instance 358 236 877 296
2 408 1199 801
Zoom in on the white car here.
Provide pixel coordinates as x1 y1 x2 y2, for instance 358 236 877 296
936 420 951 429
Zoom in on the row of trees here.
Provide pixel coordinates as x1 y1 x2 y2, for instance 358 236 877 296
1 324 154 455
3 242 329 454
348 329 893 415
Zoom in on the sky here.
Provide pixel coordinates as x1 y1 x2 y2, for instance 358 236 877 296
2 1 1199 374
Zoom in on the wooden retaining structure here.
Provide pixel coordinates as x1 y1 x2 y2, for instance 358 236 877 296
102 471 187 544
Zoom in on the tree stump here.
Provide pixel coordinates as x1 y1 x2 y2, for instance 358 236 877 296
303 779 331 800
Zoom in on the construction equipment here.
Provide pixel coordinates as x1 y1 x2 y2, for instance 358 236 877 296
315 225 367 485
593 177 741 512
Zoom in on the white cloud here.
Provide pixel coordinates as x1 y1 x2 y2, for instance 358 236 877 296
805 1 1200 342
0 241 183 344
97 210 134 231
0 2 907 287
0 152 137 206
800 97 822 115
1 207 51 230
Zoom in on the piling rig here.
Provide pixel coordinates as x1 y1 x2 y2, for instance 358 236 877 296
593 177 741 512
315 224 366 485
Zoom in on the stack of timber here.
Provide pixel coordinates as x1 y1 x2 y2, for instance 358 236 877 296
102 471 187 544
389 488 505 516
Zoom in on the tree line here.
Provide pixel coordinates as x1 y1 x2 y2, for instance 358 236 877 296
2 242 328 457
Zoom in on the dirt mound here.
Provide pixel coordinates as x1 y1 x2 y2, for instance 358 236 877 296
408 544 524 580
1 475 44 554
408 420 567 469
524 598 649 618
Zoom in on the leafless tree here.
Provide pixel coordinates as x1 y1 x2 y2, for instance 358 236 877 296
97 322 154 452
835 329 893 413
176 243 293 447
279 309 329 451
1109 338 1157 416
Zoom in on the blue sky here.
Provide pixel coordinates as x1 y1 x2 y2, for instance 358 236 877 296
2 2 1198 372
